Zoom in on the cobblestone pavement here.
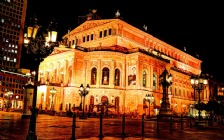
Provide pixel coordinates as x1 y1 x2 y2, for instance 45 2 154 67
0 111 224 140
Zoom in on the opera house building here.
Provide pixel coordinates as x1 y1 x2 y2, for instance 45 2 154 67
34 15 209 117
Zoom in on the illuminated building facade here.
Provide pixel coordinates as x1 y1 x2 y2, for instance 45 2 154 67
37 16 210 116
0 69 28 110
0 0 28 110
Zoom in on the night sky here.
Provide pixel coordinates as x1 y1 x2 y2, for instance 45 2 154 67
22 0 224 82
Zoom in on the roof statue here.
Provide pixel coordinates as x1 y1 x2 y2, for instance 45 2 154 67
78 9 102 24
143 24 147 31
115 10 121 18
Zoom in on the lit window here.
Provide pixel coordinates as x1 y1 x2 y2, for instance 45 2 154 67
14 58 16 62
102 67 109 85
91 67 97 85
7 57 9 61
114 68 120 86
15 50 17 53
3 56 6 60
153 74 157 90
1 18 4 23
143 70 147 87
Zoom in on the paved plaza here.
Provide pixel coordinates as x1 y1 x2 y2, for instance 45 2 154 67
0 111 224 140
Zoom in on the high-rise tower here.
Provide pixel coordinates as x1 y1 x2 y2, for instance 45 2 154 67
0 0 28 111
0 0 27 71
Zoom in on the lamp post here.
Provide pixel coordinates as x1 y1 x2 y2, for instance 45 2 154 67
16 95 19 109
4 91 13 112
23 16 58 140
50 87 57 111
79 84 90 119
190 73 208 121
79 90 83 111
144 94 154 118
159 68 173 116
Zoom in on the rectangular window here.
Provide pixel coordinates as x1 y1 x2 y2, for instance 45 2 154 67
87 35 89 41
72 40 75 45
104 30 107 37
109 28 112 35
91 34 94 40
83 36 86 42
99 31 102 38
153 74 157 90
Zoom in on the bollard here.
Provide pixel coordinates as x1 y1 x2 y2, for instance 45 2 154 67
170 116 173 133
156 115 159 132
71 112 76 140
98 112 104 138
122 113 125 137
180 114 183 129
190 116 192 128
142 114 145 136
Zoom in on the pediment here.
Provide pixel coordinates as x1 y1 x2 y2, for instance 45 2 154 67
50 47 71 55
70 19 117 34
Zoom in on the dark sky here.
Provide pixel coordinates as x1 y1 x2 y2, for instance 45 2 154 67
23 0 224 82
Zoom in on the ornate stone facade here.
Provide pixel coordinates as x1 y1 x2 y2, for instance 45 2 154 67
36 18 209 117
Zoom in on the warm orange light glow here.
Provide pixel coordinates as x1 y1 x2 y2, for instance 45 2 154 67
27 25 39 39
24 37 30 45
48 31 57 42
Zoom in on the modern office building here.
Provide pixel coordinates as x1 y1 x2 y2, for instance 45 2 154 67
0 0 28 110
35 11 211 117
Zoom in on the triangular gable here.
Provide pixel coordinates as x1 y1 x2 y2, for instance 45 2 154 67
63 19 118 38
50 47 71 55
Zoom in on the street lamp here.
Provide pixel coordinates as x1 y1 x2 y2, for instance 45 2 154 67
190 73 208 121
23 16 58 140
144 94 154 118
50 87 57 111
79 84 90 119
159 68 173 116
4 91 13 112
16 95 19 109
79 90 83 111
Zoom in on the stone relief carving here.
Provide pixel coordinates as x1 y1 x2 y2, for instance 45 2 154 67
75 20 112 33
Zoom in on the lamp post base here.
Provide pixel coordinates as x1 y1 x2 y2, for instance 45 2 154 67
26 133 37 140
159 98 173 117
159 109 173 117
22 114 31 119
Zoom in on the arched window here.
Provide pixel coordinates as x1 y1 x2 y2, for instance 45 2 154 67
114 68 120 86
102 67 109 85
143 70 147 87
91 67 97 85
153 74 157 90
